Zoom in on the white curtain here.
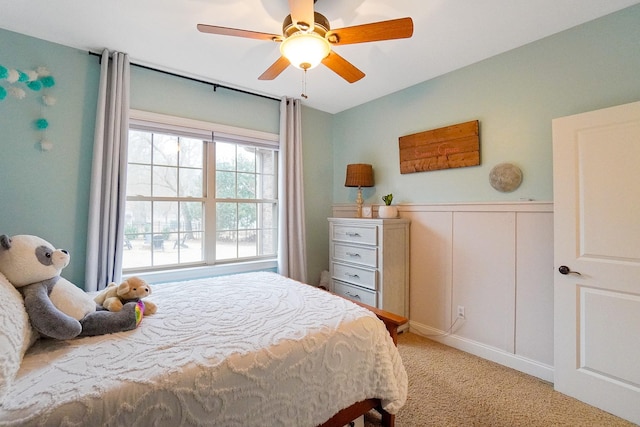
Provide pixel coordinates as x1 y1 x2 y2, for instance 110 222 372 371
85 49 130 291
278 97 307 282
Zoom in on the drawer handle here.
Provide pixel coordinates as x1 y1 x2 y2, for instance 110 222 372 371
345 252 361 257
345 273 360 279
345 232 361 237
345 291 361 300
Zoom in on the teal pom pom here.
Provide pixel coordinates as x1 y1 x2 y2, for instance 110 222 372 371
0 86 6 100
0 66 7 80
27 80 43 91
40 76 55 88
18 71 28 82
35 118 49 130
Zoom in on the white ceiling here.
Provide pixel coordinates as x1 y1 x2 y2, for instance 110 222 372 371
1 0 639 114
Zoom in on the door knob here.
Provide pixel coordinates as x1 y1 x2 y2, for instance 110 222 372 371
559 265 581 275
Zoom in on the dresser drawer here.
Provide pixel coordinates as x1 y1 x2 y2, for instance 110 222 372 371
332 280 377 307
332 243 377 267
332 224 378 245
332 262 377 290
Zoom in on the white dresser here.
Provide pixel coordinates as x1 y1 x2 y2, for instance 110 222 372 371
328 217 410 319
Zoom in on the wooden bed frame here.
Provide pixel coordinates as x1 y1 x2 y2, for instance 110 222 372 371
318 299 409 427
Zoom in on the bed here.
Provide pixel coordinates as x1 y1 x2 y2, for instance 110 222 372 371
0 271 408 427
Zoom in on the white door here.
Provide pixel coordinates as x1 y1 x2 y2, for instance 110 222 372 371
552 101 640 424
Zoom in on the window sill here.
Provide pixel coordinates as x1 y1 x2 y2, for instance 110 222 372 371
123 259 278 284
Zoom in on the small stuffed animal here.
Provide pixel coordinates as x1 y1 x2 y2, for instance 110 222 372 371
95 276 157 315
0 234 144 340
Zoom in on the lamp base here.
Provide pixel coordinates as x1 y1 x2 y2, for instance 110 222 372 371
356 187 364 218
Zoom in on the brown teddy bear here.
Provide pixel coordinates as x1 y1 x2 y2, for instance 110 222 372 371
94 276 157 315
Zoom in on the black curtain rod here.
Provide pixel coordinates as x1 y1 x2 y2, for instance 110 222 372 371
88 51 280 102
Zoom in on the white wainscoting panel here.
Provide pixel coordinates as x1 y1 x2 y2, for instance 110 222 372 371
405 211 452 332
452 211 517 353
515 212 554 366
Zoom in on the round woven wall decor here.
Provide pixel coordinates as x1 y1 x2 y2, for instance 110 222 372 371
489 163 523 193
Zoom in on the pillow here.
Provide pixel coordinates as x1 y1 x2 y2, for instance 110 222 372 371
0 272 38 405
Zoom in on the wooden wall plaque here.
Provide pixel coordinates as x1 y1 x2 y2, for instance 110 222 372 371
398 120 480 174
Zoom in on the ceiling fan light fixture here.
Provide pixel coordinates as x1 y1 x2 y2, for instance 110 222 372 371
280 32 330 70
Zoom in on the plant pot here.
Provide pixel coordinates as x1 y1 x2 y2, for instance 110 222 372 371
378 205 398 219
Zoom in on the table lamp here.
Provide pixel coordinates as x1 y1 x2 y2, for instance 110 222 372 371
345 163 374 218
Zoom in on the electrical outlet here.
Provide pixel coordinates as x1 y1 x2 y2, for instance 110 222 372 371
457 305 465 319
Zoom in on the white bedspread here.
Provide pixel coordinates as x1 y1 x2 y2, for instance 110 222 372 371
0 272 407 426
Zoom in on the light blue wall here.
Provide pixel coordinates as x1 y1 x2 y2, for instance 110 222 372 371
0 31 99 285
333 5 640 206
301 106 333 284
130 66 279 133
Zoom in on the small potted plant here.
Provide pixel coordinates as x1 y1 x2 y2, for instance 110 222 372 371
378 193 398 218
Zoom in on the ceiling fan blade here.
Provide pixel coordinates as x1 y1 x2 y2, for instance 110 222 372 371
321 51 365 83
327 17 413 45
197 24 282 42
288 0 315 30
258 56 291 80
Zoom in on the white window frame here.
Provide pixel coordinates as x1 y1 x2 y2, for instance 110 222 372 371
124 110 279 283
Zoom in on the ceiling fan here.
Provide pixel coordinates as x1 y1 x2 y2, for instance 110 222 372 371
197 0 413 83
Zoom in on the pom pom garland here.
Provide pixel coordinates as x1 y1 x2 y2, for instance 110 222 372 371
1 63 56 150
42 95 57 106
26 70 38 81
35 118 49 130
40 76 55 88
7 69 19 83
8 86 26 99
27 80 43 91
40 140 54 151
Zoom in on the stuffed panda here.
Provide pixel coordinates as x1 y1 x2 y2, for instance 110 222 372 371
0 234 143 340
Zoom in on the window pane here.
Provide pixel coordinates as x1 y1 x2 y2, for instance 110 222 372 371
127 164 151 197
128 130 152 164
259 174 275 199
216 142 235 170
177 233 202 263
153 166 178 197
237 173 256 199
216 231 237 260
153 232 178 266
238 230 257 257
238 203 257 229
259 149 275 174
179 168 202 197
122 200 152 269
153 134 178 166
216 171 236 198
179 138 203 168
259 228 276 256
216 202 237 231
237 146 255 172
260 202 276 229
180 202 203 233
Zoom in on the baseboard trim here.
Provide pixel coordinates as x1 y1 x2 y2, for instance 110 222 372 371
409 321 554 383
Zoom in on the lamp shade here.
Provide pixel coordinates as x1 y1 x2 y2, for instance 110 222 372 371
345 164 374 188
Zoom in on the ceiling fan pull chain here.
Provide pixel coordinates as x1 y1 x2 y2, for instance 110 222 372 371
301 69 309 99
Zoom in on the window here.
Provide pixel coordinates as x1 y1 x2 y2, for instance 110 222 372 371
123 111 278 273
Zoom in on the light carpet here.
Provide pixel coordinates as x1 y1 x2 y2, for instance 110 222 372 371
365 332 635 426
